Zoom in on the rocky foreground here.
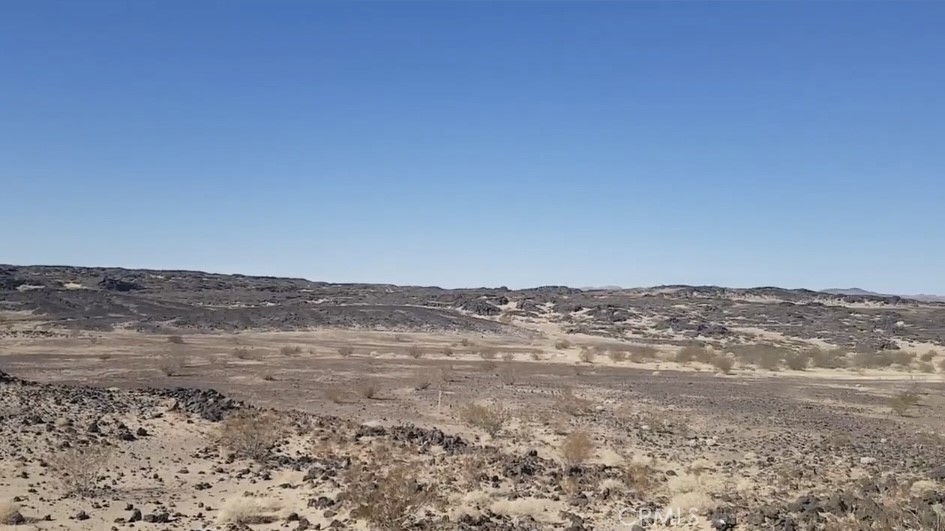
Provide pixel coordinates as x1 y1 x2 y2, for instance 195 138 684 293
2 369 945 530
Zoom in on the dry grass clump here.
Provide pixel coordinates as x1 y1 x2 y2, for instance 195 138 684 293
279 345 303 356
458 403 508 437
216 495 281 525
560 430 594 470
892 350 917 367
578 348 596 364
97 352 113 361
407 345 424 359
338 345 354 357
555 338 572 350
530 351 544 361
920 350 937 363
217 411 288 461
324 387 351 404
623 459 657 492
0 499 24 525
460 338 473 347
47 444 112 497
344 462 436 531
501 351 514 362
889 389 921 417
441 345 454 357
628 344 660 363
166 334 185 344
918 362 936 373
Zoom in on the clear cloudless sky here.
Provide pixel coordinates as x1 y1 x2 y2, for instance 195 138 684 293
1 1 943 293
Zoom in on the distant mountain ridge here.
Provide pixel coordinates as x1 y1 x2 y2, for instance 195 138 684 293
822 288 945 303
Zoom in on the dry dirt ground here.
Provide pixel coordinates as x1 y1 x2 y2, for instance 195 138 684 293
3 328 945 531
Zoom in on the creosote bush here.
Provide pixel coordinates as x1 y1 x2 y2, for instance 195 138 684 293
458 403 507 437
280 345 303 356
356 380 381 399
578 348 596 364
710 355 734 374
555 339 572 350
809 347 848 369
166 335 185 344
48 444 112 497
338 345 354 357
344 461 436 531
560 430 594 470
889 389 921 417
608 349 628 363
217 411 288 462
676 345 713 365
407 345 424 359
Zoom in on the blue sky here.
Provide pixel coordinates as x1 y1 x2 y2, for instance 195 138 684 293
2 2 943 293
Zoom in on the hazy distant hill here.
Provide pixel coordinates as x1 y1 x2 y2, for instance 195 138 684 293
822 288 945 303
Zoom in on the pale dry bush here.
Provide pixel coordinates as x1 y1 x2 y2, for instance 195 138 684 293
920 350 937 363
217 495 281 525
232 347 260 361
441 345 454 357
560 430 594 469
530 351 544 361
280 345 303 356
324 387 350 404
338 345 354 357
501 351 514 362
889 389 921 417
676 345 713 364
555 387 592 417
578 348 596 364
853 351 896 369
555 339 571 350
458 403 507 437
413 372 433 391
344 461 436 531
918 362 936 373
628 344 660 363
809 347 848 369
785 351 811 371
166 335 185 344
732 344 788 371
608 349 628 362
624 459 657 492
710 354 734 374
48 445 112 497
479 347 498 360
217 410 288 461
407 345 424 359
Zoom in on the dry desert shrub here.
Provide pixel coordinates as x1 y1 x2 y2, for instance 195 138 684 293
344 462 436 531
853 351 896 369
441 345 454 357
710 354 735 374
578 348 596 364
413 372 433 391
624 460 657 492
628 344 660 363
460 338 473 347
920 350 937 363
97 352 113 361
407 345 424 359
785 350 811 371
47 444 112 497
555 339 572 350
166 334 185 344
889 389 921 417
675 345 714 364
809 347 849 369
336 344 354 357
479 347 498 360
232 347 260 361
530 351 544 361
480 360 498 372
560 430 594 470
555 387 592 417
918 362 936 373
324 387 350 404
217 410 288 461
501 351 514 362
216 495 281 525
608 349 628 363
498 365 517 385
280 345 303 356
733 344 788 370
458 403 507 437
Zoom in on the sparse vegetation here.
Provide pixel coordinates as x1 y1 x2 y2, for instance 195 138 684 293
732 344 788 371
530 351 544 361
459 403 507 437
217 410 287 461
413 372 433 391
355 380 381 399
217 495 281 525
710 354 735 374
608 349 628 362
159 352 185 376
853 351 896 369
676 345 713 364
560 430 594 469
232 347 259 361
785 350 811 371
555 338 572 350
47 444 112 496
628 344 660 363
166 335 185 344
280 345 302 356
0 500 24 525
555 387 592 417
441 345 454 357
407 345 424 359
889 389 921 417
338 345 354 357
501 351 514 362
498 365 517 385
578 348 596 364
479 347 498 360
344 462 436 531
809 347 848 369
